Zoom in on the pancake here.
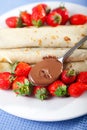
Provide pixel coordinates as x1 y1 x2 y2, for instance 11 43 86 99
0 25 87 48
0 48 87 63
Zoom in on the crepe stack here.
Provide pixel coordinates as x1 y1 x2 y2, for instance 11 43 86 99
0 24 87 72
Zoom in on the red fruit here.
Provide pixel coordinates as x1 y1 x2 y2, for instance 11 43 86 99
12 76 33 96
31 4 46 27
20 11 32 26
33 3 51 14
52 6 69 25
61 69 76 84
34 86 48 100
46 11 62 26
0 72 13 90
70 14 87 25
5 16 23 28
77 72 87 84
12 62 31 77
48 80 67 96
68 82 87 97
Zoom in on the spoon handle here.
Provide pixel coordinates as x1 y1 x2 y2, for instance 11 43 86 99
59 36 87 62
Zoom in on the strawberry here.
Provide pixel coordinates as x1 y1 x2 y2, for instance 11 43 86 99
46 11 62 27
20 11 32 26
61 69 76 84
77 72 87 84
12 62 31 77
5 16 24 28
68 82 87 97
34 86 48 100
12 76 33 96
31 4 46 27
41 4 51 14
52 5 69 25
48 80 67 97
32 3 51 14
0 72 13 90
69 14 87 25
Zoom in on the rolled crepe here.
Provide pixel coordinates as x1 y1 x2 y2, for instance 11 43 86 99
0 61 87 73
0 25 87 48
0 62 11 72
0 48 87 64
64 61 87 73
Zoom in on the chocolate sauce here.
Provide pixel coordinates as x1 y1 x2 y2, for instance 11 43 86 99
28 57 63 86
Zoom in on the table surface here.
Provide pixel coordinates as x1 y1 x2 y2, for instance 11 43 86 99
0 0 87 130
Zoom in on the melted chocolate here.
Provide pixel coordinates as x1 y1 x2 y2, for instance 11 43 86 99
28 57 63 86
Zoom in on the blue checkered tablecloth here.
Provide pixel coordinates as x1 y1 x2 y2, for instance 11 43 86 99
0 0 87 130
0 109 87 130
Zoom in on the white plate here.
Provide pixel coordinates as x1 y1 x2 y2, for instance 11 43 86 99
0 1 87 121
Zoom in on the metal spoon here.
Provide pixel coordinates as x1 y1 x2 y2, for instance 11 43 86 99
29 36 87 86
58 35 87 62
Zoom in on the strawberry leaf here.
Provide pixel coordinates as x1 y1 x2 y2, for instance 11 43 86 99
15 79 33 96
16 17 25 27
53 14 62 24
35 88 48 100
32 19 43 27
24 79 29 86
55 85 67 97
45 7 51 14
11 61 19 74
67 69 76 76
17 82 22 87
